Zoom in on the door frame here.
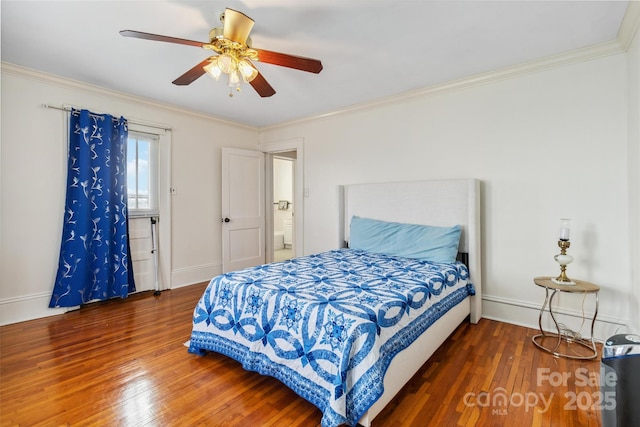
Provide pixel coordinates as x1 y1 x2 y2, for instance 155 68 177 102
260 138 304 262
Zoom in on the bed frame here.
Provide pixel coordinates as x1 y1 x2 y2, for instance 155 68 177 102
338 178 482 426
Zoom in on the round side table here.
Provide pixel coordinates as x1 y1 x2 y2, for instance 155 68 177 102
531 276 599 360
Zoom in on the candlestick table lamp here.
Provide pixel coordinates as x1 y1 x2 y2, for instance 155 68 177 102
552 218 575 285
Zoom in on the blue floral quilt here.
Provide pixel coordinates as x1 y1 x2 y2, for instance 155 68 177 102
189 248 475 427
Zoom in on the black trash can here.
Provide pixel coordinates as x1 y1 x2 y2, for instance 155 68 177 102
601 334 640 427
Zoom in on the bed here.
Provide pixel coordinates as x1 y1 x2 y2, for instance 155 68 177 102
188 178 482 426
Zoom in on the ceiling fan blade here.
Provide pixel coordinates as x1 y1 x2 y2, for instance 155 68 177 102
223 8 255 45
120 30 207 48
249 72 276 98
254 49 323 74
172 58 213 85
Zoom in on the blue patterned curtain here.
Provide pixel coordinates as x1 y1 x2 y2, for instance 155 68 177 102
50 109 135 308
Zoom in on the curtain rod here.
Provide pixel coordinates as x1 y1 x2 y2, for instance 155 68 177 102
42 104 172 133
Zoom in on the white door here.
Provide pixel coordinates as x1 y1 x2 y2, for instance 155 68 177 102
221 147 265 273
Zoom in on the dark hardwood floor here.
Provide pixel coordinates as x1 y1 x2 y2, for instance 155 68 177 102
1 283 603 426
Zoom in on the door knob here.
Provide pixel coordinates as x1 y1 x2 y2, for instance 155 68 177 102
222 217 231 223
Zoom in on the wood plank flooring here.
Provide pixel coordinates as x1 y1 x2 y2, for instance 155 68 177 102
1 283 603 426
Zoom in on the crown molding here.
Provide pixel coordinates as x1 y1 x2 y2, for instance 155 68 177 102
5 0 638 134
263 38 626 131
263 2 638 131
1 62 258 131
618 0 640 51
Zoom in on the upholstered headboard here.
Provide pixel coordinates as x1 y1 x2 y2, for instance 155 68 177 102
339 178 482 323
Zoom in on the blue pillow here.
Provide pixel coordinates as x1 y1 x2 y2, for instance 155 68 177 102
349 216 461 263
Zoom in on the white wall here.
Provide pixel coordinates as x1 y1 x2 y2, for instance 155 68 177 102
273 157 293 203
273 157 294 234
626 11 640 334
261 51 634 340
0 65 259 324
2 21 638 336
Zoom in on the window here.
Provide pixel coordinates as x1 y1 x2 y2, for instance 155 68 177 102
127 131 159 216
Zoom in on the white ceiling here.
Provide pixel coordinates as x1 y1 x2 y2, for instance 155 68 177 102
1 1 630 128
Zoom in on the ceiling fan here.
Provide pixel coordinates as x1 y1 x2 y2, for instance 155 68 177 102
120 8 323 98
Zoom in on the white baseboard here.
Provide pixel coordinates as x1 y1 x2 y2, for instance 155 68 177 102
482 294 630 342
2 278 628 342
0 263 219 326
0 292 69 326
171 263 221 289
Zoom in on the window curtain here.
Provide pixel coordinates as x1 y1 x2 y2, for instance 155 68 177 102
50 109 135 308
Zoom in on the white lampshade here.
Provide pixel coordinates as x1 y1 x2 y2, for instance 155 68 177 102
559 218 571 241
217 53 237 74
203 59 222 80
227 70 241 88
238 59 258 83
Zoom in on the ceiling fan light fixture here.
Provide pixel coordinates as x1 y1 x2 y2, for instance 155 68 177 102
217 53 237 74
227 70 241 88
238 59 258 83
203 58 222 80
121 7 321 98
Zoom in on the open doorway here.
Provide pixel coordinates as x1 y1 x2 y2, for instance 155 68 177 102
272 153 295 262
261 138 304 264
